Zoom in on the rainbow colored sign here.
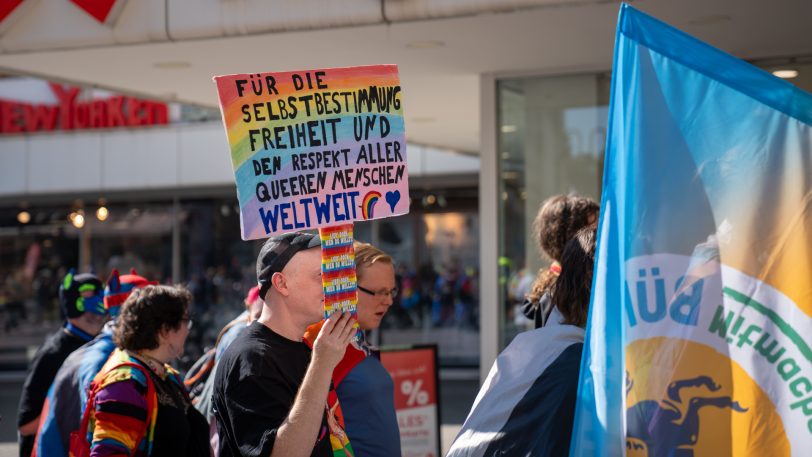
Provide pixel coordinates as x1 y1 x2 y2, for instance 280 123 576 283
319 223 362 341
213 65 410 240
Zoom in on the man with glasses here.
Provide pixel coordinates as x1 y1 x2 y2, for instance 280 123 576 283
357 285 398 299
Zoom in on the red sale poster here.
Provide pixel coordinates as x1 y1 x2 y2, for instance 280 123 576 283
380 345 441 457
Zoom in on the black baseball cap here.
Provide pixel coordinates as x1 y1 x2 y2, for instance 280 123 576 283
257 232 321 299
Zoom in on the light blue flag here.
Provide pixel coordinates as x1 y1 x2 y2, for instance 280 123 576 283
571 4 812 456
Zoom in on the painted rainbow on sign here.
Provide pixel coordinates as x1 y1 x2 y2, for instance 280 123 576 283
361 191 382 220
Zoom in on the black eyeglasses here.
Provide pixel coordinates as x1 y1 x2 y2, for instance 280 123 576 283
357 285 399 299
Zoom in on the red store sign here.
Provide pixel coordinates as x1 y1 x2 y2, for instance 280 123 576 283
380 345 442 457
0 82 168 134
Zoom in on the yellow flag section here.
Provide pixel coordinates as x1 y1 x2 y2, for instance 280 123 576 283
711 137 812 321
626 339 790 456
623 254 809 456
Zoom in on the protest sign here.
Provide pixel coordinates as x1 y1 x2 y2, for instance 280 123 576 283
213 65 409 240
571 5 812 456
380 345 441 457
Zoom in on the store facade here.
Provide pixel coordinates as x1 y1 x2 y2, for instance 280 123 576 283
0 1 809 381
0 76 482 368
479 59 812 378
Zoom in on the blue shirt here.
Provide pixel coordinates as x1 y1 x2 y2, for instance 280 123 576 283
216 311 248 361
35 326 116 456
336 355 401 457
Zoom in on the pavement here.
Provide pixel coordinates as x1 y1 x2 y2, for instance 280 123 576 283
0 320 59 454
0 431 466 456
0 380 475 456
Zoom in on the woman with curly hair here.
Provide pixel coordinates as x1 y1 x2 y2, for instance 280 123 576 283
74 285 209 456
449 227 597 456
523 194 599 328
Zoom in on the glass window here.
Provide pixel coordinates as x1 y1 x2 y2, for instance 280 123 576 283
179 198 258 364
377 192 481 367
88 202 174 282
0 212 79 329
494 61 810 349
497 73 610 348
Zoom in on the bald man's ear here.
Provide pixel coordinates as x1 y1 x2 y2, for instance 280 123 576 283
271 272 290 297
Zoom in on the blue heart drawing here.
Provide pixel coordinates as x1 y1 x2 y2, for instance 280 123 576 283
385 190 400 212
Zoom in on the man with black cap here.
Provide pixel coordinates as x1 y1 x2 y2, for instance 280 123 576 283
17 269 106 457
214 232 357 457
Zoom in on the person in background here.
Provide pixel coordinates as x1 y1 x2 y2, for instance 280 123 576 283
448 227 597 456
304 242 401 457
395 265 421 328
33 269 155 456
523 194 598 329
79 285 209 456
185 285 264 456
17 270 105 457
213 232 357 457
217 285 264 360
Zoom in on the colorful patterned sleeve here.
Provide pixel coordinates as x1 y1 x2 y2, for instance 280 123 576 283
89 379 149 457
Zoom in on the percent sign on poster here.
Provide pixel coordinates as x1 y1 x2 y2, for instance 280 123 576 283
402 379 429 406
381 346 441 457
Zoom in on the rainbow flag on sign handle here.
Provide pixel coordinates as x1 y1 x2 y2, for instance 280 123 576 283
319 223 362 341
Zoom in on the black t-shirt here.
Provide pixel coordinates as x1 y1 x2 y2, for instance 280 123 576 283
213 322 332 457
18 327 88 457
18 327 87 427
147 366 211 457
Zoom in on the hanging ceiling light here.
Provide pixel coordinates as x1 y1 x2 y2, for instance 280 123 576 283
69 210 85 229
96 198 108 221
772 69 799 79
17 211 31 224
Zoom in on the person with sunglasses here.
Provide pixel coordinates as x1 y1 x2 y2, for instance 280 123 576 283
304 242 401 456
17 270 105 457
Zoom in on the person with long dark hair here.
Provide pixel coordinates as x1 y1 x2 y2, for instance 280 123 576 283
523 194 598 328
449 227 598 457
